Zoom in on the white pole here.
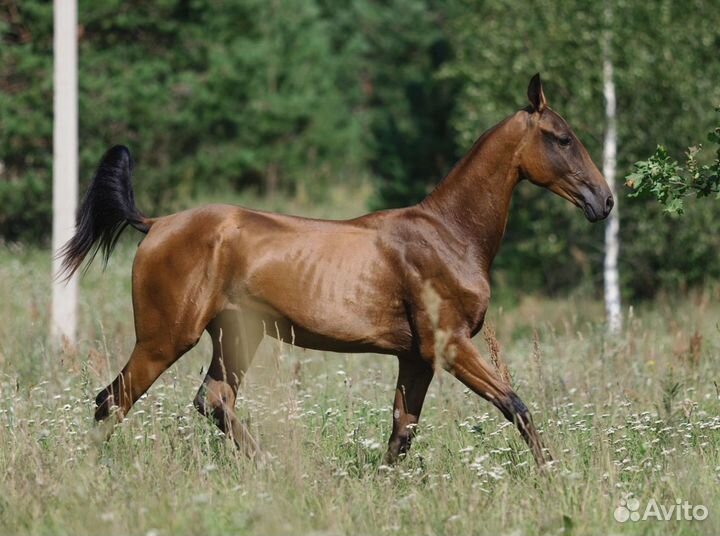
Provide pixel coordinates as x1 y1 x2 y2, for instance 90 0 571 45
603 3 622 335
51 0 79 347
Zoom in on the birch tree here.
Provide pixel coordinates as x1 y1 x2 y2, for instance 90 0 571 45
602 2 622 334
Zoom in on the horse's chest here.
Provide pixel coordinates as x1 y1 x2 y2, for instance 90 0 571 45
469 309 488 337
448 275 491 333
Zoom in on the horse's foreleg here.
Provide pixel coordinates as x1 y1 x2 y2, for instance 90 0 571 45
447 338 551 466
384 355 434 464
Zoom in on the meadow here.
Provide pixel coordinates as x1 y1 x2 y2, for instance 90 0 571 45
1 196 719 535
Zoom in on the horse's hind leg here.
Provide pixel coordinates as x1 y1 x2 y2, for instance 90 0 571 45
94 247 216 431
94 334 199 424
194 310 265 461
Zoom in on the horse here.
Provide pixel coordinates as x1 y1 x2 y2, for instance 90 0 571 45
60 74 613 467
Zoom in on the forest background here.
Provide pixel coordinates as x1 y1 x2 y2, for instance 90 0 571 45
2 0 720 300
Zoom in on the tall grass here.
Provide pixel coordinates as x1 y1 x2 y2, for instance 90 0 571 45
1 227 719 534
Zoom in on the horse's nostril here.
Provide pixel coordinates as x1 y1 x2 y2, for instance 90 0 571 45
605 195 614 212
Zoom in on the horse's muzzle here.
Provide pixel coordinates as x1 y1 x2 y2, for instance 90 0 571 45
583 193 614 222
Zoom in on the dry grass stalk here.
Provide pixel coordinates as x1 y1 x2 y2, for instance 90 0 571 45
484 324 512 386
531 329 543 384
688 329 703 367
673 328 703 368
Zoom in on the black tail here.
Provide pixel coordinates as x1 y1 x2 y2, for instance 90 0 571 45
58 145 150 280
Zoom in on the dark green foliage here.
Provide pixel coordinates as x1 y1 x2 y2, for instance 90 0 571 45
623 110 720 296
358 1 461 209
442 0 720 299
619 196 720 297
440 0 607 295
626 110 720 214
0 1 53 242
1 0 719 298
2 0 365 242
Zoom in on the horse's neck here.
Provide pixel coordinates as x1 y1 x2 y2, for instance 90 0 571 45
420 114 525 272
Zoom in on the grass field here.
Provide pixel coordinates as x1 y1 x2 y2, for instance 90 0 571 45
1 200 719 535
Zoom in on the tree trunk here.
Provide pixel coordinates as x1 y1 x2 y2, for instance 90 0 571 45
603 5 622 335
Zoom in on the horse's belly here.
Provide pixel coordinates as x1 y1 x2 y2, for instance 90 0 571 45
237 291 411 355
228 225 411 353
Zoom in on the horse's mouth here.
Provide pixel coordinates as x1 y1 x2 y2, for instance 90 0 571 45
550 184 604 222
583 202 601 222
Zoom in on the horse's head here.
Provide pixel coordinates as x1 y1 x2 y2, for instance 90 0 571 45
518 73 613 222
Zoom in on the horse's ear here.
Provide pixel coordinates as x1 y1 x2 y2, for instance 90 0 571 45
527 73 547 113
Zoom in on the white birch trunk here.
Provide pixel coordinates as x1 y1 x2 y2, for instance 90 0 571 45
603 6 622 335
51 0 79 348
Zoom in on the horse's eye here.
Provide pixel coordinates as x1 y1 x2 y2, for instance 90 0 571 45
558 136 571 147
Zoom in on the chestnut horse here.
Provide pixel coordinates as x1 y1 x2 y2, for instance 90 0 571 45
61 74 612 466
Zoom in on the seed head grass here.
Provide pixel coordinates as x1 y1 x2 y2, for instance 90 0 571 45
1 242 719 535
